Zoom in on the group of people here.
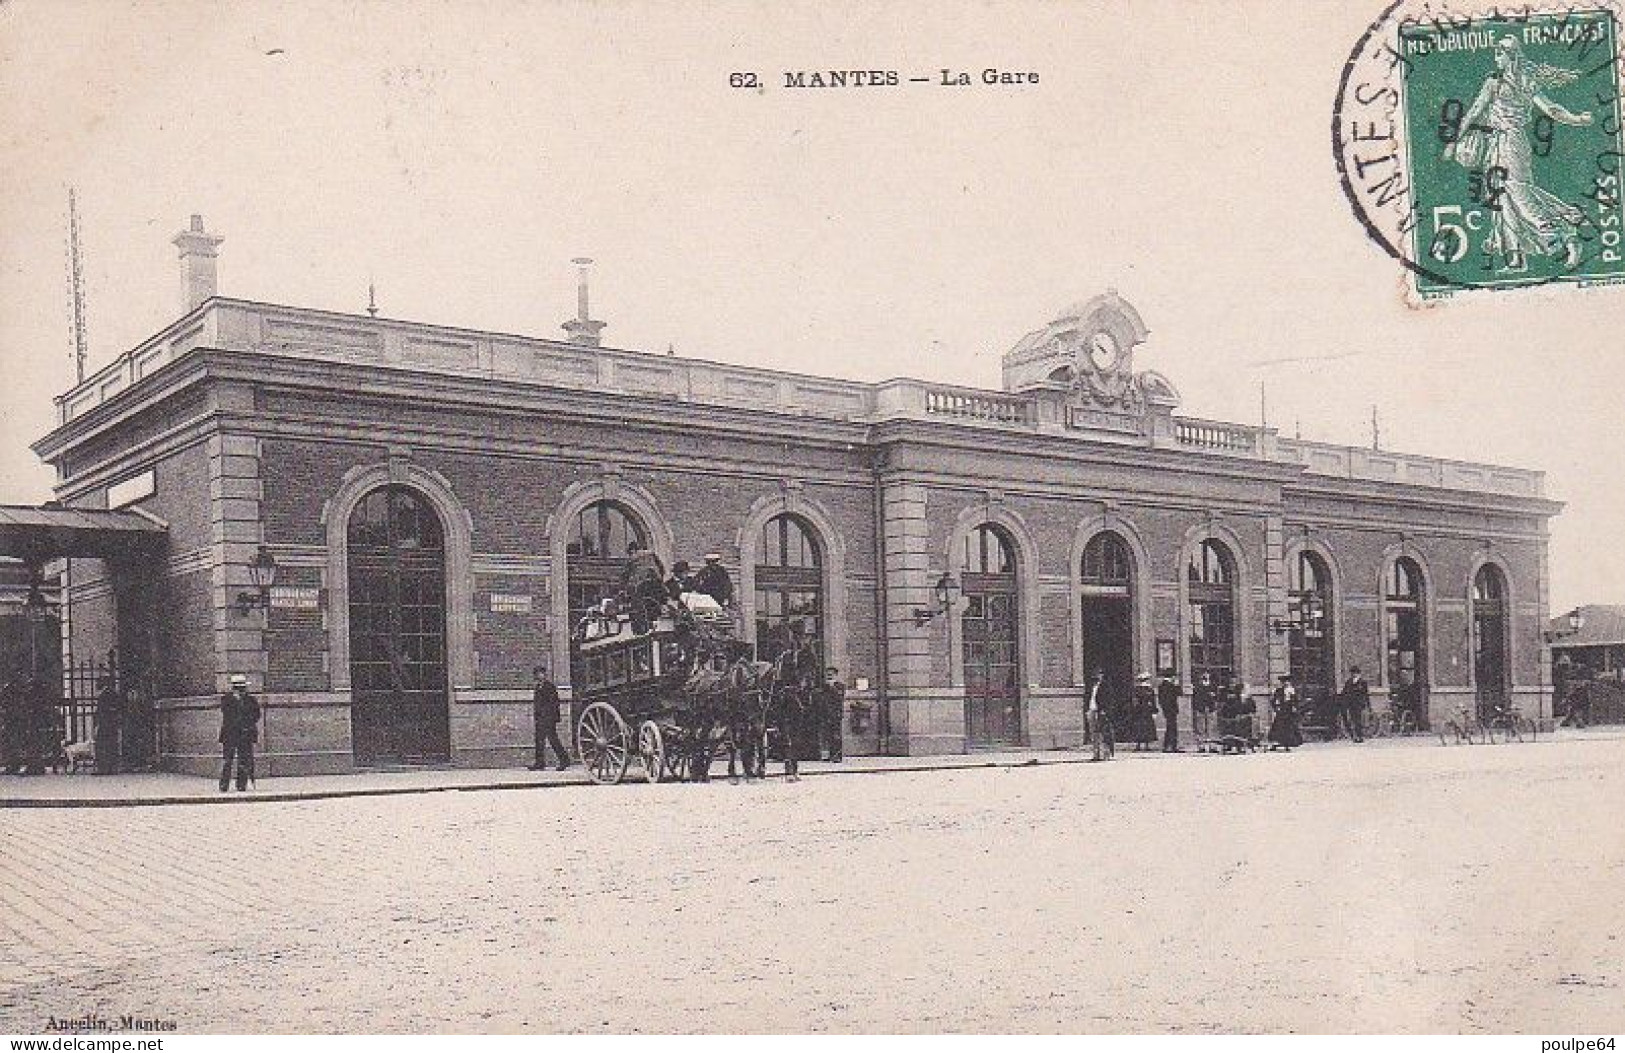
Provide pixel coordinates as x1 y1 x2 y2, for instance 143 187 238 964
573 544 737 643
1081 664 1381 758
0 676 61 776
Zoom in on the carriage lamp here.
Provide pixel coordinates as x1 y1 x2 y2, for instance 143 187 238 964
912 572 961 627
235 546 280 615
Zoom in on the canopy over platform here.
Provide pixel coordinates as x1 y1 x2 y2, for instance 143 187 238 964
0 504 167 564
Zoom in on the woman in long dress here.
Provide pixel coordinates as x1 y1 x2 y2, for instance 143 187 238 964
1444 36 1594 272
1269 676 1305 751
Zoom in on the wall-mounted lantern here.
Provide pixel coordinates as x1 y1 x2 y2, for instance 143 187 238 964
235 546 279 615
912 572 961 627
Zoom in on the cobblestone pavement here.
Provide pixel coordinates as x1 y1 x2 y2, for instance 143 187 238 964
2 737 1622 1033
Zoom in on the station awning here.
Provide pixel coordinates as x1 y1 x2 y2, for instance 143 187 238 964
0 504 168 563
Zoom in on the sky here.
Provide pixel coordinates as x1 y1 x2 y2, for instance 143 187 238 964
0 0 1619 611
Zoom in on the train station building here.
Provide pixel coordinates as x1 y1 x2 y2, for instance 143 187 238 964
28 218 1562 775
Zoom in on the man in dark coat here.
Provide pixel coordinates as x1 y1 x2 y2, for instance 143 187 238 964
531 666 570 771
818 666 846 762
665 560 696 600
619 543 668 630
1338 665 1369 743
693 553 734 607
1157 672 1183 752
1085 668 1115 761
1130 673 1158 750
93 676 124 775
218 674 261 792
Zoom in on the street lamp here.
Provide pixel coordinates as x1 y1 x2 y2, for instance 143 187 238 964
22 575 49 681
1543 608 1586 644
912 572 961 627
234 546 279 615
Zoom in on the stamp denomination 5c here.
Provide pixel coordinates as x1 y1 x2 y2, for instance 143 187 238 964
1336 3 1625 299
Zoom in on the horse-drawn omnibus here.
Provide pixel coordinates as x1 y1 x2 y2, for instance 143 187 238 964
571 593 769 784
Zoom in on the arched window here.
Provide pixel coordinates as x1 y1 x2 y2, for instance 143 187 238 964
565 501 649 627
1472 564 1509 716
966 524 1016 575
347 486 449 764
1187 539 1236 683
1384 556 1428 722
963 524 1020 745
1080 531 1135 710
1287 550 1335 701
755 514 824 661
1081 532 1132 591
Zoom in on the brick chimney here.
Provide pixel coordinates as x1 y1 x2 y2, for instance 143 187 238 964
171 214 224 312
561 257 607 346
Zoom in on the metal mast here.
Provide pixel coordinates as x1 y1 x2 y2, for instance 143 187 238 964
66 188 89 382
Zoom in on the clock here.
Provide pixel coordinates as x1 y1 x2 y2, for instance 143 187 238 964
1087 331 1120 372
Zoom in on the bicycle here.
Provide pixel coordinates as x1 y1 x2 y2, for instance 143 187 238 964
1370 706 1419 738
1482 704 1536 744
1437 704 1484 745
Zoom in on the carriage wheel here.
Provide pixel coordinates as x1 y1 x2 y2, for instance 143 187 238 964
638 721 666 784
577 702 632 785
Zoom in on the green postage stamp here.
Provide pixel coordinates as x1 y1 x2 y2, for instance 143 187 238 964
1337 4 1625 298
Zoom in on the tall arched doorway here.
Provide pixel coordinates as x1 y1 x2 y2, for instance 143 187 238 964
1384 557 1429 726
1187 539 1237 685
754 514 824 663
962 524 1021 746
347 485 449 765
1472 564 1510 719
1287 550 1335 715
1079 531 1135 713
565 501 649 630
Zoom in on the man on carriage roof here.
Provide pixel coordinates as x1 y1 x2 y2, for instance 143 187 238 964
694 552 734 606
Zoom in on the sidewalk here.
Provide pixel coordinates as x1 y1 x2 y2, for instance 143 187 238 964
4 725 1620 808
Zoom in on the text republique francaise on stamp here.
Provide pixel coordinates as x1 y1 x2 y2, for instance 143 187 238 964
1336 2 1625 299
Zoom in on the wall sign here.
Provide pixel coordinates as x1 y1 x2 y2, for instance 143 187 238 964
270 586 320 610
489 593 534 614
1156 638 1177 677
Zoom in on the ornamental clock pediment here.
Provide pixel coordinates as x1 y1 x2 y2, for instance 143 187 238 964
1001 290 1179 415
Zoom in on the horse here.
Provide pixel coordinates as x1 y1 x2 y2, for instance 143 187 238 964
722 652 774 780
766 635 822 780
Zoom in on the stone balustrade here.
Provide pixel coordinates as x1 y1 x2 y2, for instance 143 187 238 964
54 298 1544 498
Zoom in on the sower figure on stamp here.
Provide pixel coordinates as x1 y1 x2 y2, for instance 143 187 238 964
531 665 570 771
1157 671 1182 753
218 674 261 792
1444 36 1594 273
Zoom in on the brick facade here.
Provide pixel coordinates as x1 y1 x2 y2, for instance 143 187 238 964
34 297 1561 775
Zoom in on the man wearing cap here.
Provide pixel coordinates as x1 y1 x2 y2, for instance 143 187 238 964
530 666 570 771
665 560 696 600
218 674 262 792
694 553 734 607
